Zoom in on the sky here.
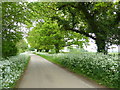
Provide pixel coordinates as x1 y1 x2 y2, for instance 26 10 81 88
83 38 119 53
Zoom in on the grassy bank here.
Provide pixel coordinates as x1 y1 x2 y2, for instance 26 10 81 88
36 52 119 89
0 54 30 89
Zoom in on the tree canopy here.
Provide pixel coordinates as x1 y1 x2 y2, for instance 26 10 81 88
27 20 88 53
2 2 32 57
54 2 120 54
2 2 119 57
26 2 119 54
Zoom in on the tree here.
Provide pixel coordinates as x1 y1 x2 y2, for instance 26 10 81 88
2 2 32 57
27 20 65 53
27 2 119 54
16 39 28 53
27 20 88 53
52 2 120 54
3 2 118 56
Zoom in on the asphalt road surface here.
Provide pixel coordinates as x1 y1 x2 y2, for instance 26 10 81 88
17 53 106 88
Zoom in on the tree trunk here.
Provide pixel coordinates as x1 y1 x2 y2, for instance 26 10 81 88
95 37 108 54
45 49 49 52
39 49 42 52
55 48 59 53
37 49 39 52
55 44 60 53
37 49 42 52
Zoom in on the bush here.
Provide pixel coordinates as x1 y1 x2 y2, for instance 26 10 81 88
16 39 28 53
2 42 18 58
38 53 119 88
0 54 30 89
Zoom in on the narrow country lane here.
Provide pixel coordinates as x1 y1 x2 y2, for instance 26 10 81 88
17 53 106 88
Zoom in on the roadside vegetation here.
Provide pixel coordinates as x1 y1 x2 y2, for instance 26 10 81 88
35 49 119 88
0 54 30 89
1 2 119 89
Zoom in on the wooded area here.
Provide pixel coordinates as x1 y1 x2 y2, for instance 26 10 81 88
1 2 120 89
2 2 119 57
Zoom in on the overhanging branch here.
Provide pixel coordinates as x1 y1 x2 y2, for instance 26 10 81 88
51 16 96 40
68 28 96 40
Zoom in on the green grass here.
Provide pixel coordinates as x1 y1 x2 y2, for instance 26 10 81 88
38 54 60 64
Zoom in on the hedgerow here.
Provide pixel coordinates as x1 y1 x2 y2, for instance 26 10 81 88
0 54 30 89
38 52 119 88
